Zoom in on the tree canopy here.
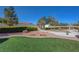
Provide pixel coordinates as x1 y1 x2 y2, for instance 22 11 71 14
4 6 18 26
37 16 59 28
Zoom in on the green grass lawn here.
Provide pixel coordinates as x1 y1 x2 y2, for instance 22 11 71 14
0 37 79 52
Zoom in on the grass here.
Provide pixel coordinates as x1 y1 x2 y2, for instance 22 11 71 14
0 37 79 52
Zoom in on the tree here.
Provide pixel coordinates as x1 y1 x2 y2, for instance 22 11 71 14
37 16 60 29
0 17 7 24
4 6 18 26
47 16 59 26
76 21 79 26
0 18 3 23
59 23 69 26
37 16 46 29
72 21 79 26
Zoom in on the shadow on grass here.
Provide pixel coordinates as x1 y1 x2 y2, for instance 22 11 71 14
0 38 9 44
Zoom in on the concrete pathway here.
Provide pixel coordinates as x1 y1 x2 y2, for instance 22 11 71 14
0 31 79 41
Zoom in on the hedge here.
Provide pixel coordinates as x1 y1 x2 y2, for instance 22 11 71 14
0 26 37 33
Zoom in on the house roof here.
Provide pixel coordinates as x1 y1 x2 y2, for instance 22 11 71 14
16 22 34 26
19 22 33 25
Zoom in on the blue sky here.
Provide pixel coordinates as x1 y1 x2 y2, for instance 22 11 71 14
0 6 79 24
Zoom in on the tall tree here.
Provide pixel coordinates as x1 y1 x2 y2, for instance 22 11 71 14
4 6 18 26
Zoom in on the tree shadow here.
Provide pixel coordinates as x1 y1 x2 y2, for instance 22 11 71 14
0 38 9 44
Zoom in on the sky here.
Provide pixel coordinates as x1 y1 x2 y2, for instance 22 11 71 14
0 6 79 24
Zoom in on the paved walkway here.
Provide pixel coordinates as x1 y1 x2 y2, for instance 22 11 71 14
0 31 79 41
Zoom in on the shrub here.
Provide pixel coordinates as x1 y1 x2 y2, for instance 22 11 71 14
26 26 37 31
0 26 38 33
0 26 26 33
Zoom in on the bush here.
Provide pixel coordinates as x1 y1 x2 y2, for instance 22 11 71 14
26 26 37 31
0 26 26 33
0 26 38 33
